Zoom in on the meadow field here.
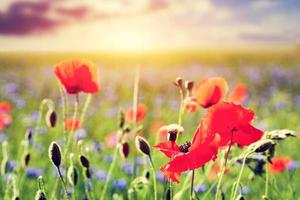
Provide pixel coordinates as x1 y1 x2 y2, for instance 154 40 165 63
0 50 300 200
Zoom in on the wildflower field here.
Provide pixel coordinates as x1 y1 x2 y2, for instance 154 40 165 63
0 51 300 200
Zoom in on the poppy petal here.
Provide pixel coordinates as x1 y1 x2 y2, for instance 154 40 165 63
153 141 180 158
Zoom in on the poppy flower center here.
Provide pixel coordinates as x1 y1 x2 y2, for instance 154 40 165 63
179 141 191 153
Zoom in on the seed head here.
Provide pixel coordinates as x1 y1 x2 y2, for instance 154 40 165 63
48 142 61 168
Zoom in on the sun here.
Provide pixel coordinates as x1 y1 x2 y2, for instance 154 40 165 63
103 30 155 52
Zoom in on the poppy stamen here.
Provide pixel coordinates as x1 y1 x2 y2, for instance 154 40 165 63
179 141 191 153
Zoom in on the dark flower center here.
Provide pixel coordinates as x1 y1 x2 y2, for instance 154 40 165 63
179 141 191 153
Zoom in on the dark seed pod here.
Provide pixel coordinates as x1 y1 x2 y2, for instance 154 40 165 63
85 168 91 179
79 155 90 168
119 142 130 159
22 153 31 168
13 196 20 200
67 167 78 186
48 142 61 168
45 110 57 128
35 190 47 200
135 136 151 157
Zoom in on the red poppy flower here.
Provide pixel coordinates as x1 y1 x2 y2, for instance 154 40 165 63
126 104 147 123
268 156 293 174
54 59 100 94
228 83 248 104
184 97 198 112
204 102 263 147
0 101 11 114
65 118 81 131
192 77 228 108
154 122 219 183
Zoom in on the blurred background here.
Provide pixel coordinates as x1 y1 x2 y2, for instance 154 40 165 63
0 1 300 199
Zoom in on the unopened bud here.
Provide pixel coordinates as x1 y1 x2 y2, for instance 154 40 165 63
119 142 130 159
45 110 57 128
135 136 151 157
35 190 47 200
174 77 183 87
167 130 178 142
79 155 90 169
67 167 78 186
48 142 61 168
118 110 125 129
22 153 30 168
185 80 194 91
249 139 275 153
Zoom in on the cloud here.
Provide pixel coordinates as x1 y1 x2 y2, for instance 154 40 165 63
239 32 297 43
0 0 99 35
0 1 59 35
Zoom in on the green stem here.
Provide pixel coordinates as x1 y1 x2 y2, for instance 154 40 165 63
79 94 92 125
230 151 253 200
178 89 184 126
63 94 79 162
100 146 119 200
202 182 217 200
190 170 195 200
132 66 140 178
265 167 269 198
57 167 69 200
215 142 232 200
149 158 158 200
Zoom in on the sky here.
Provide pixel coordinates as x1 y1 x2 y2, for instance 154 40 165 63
0 0 300 52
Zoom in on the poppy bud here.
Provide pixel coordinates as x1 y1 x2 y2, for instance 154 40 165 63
67 166 78 186
25 128 33 142
135 136 151 157
45 110 57 128
85 168 91 179
262 195 269 200
174 77 183 87
248 139 275 153
119 142 130 159
266 129 296 140
118 110 125 129
236 194 245 200
167 130 177 142
35 190 47 200
267 144 276 164
79 155 90 169
22 153 30 168
165 188 171 200
144 170 150 180
185 80 194 91
48 142 61 168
